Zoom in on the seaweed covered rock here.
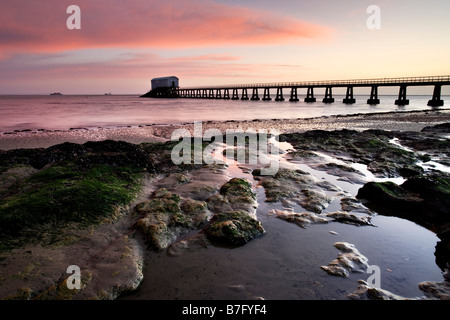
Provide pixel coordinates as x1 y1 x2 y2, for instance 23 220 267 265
205 211 265 246
357 174 450 232
401 174 450 219
258 168 332 213
356 181 424 213
205 178 264 246
357 174 450 271
78 140 154 172
207 177 258 218
0 140 156 172
281 129 427 178
421 122 450 134
134 188 212 250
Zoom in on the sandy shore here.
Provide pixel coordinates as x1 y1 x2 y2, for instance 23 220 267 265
1 109 449 151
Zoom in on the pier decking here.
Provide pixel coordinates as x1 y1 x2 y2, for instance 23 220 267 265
168 75 450 107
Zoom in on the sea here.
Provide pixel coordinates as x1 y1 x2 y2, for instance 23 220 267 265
0 94 446 132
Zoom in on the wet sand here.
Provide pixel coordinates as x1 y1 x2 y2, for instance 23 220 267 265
1 109 449 151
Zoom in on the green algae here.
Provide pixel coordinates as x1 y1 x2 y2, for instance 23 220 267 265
0 164 143 251
205 210 265 246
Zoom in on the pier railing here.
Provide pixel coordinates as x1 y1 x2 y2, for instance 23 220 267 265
181 75 450 90
147 75 450 107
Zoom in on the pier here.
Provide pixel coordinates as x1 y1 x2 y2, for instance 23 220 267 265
166 75 450 107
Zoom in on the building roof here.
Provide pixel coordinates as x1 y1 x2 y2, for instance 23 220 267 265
151 76 179 81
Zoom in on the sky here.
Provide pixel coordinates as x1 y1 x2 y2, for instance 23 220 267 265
1 0 450 94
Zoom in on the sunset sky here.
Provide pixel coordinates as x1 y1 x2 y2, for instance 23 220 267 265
1 0 450 94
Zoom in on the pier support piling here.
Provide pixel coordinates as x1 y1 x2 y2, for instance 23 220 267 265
232 89 239 100
367 86 380 105
343 86 356 104
209 89 215 99
322 86 335 103
241 88 249 100
275 88 285 101
251 88 260 101
305 87 316 102
262 88 272 101
289 87 299 102
223 89 230 100
428 85 444 107
395 85 409 106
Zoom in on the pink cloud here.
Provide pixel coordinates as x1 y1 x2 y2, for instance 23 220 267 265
0 0 332 54
0 51 306 93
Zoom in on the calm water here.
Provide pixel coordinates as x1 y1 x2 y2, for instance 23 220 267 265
0 94 446 132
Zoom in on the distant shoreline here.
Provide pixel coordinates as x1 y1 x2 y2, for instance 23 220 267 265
1 108 449 151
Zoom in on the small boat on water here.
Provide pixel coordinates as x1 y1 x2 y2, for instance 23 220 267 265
105 92 112 96
50 92 62 96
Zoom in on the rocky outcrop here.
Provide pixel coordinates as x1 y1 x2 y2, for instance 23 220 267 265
325 211 373 226
205 178 264 246
134 177 264 249
281 129 430 179
272 209 328 229
349 277 450 300
321 242 369 278
205 210 265 246
357 174 450 271
255 168 332 213
348 280 411 300
134 188 212 250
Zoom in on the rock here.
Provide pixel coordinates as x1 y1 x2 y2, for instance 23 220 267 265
349 277 450 300
0 140 156 172
314 162 367 184
356 181 423 214
167 233 209 257
357 174 450 238
272 209 328 229
326 211 373 227
418 281 450 300
134 188 211 251
295 189 332 214
281 129 431 178
259 168 332 213
208 177 258 218
401 174 450 220
205 211 265 246
421 122 450 133
348 280 410 300
340 197 373 215
321 242 369 278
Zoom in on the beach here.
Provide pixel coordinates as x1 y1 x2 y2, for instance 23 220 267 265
1 109 450 151
0 108 449 301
